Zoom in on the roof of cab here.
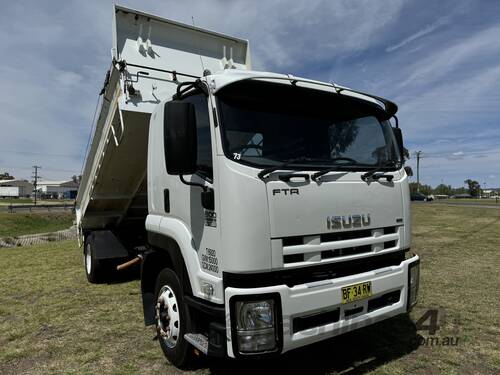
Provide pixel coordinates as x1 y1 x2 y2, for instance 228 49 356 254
206 69 384 110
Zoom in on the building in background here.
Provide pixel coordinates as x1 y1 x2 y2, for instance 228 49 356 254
482 189 500 198
0 179 34 198
37 180 79 199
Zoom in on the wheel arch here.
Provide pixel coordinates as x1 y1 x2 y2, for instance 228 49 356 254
141 233 193 326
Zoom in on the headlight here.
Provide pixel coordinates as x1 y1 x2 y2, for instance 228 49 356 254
234 299 277 353
408 260 420 308
237 300 274 330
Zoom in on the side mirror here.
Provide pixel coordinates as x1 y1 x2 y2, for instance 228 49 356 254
164 101 197 175
404 166 413 177
392 127 405 161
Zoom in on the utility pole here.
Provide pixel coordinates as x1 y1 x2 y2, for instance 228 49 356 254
32 165 41 205
415 151 422 193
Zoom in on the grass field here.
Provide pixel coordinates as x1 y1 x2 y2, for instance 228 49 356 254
0 199 75 206
0 205 499 374
0 211 74 237
435 198 499 206
0 198 33 205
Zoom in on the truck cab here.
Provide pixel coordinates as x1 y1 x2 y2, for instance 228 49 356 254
76 6 419 367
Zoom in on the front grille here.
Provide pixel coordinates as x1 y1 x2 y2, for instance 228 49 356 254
223 250 406 288
291 289 403 333
321 229 372 243
384 226 397 235
293 308 340 333
367 290 401 312
281 226 401 266
284 253 304 263
384 240 397 249
321 245 372 260
344 306 363 318
283 236 304 247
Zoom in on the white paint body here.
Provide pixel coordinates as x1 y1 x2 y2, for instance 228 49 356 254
76 5 418 358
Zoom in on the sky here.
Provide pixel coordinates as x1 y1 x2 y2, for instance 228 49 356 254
0 0 499 188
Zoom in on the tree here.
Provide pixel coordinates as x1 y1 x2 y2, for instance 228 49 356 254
464 179 481 198
434 184 452 196
0 172 15 180
410 182 432 195
419 184 433 196
451 187 467 195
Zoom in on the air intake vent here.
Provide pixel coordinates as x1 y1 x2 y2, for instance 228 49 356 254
383 226 397 235
367 290 401 312
281 226 401 266
284 253 304 264
321 245 372 260
293 309 340 333
320 229 372 243
384 240 397 249
283 236 304 247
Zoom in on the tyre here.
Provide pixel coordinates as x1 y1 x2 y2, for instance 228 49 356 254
83 235 106 283
154 268 193 368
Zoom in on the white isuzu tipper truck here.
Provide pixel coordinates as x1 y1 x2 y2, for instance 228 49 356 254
76 5 420 367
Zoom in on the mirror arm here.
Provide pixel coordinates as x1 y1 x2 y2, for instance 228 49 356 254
179 175 215 210
173 79 209 101
392 115 399 128
179 174 208 192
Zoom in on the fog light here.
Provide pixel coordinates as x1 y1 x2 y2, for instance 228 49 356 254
235 299 276 353
200 282 214 296
408 260 420 308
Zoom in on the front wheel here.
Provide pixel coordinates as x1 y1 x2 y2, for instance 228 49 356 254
154 268 193 368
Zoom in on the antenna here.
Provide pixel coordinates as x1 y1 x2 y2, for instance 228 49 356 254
191 16 207 74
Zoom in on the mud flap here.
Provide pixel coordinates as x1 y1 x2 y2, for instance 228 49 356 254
88 230 129 260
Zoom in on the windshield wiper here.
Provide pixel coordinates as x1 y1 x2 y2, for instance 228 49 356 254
310 158 362 181
257 157 316 180
361 160 400 181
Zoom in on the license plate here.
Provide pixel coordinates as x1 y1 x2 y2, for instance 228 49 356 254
341 281 372 304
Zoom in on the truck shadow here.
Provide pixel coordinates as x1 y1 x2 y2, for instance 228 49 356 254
205 314 421 374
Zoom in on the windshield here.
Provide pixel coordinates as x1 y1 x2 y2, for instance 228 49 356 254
216 81 400 170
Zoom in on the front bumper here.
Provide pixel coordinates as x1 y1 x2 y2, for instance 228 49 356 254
225 254 419 358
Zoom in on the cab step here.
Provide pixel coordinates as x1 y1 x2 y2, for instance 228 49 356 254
184 333 208 354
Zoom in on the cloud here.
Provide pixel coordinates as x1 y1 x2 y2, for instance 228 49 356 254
397 24 500 89
386 16 449 52
0 0 499 189
56 71 84 87
0 0 407 180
